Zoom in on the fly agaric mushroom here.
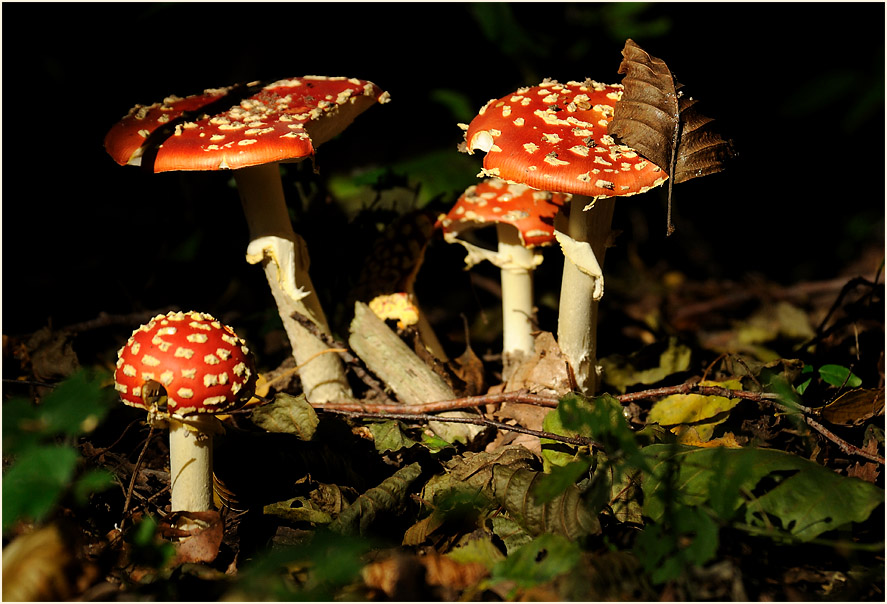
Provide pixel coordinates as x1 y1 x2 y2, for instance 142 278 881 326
105 76 389 403
114 311 257 512
438 178 568 374
460 79 667 394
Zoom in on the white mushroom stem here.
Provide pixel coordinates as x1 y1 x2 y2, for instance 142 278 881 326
168 415 217 512
556 195 616 396
496 223 538 373
234 163 352 403
446 223 542 377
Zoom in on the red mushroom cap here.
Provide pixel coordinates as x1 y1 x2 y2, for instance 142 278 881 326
114 311 257 417
438 178 570 248
463 79 666 198
105 76 389 172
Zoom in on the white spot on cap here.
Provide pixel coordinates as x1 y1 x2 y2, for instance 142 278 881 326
142 355 160 367
187 334 208 344
204 354 220 365
177 388 194 399
175 347 195 359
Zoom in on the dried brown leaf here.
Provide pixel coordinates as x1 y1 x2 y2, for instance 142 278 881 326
609 39 680 179
609 39 735 233
160 511 224 565
820 388 885 426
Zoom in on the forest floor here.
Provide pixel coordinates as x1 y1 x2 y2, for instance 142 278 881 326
2 231 884 602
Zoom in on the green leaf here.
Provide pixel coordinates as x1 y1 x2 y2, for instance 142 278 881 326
489 515 533 555
71 468 115 505
634 505 719 584
642 445 884 541
263 497 333 525
3 370 113 456
491 533 581 589
796 364 815 395
447 535 507 570
531 458 592 504
2 397 42 455
250 393 318 440
368 420 417 453
818 364 863 388
234 530 370 600
38 369 113 438
328 462 422 536
2 445 79 530
543 394 647 472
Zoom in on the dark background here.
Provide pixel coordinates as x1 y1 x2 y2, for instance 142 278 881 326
3 2 884 363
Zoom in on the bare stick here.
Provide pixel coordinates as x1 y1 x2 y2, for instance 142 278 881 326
323 408 602 449
120 423 156 530
803 415 885 465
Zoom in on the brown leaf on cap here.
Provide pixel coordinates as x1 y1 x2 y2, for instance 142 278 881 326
609 39 735 233
608 39 680 178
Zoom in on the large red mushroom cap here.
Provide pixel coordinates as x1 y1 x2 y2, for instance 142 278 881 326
438 178 570 248
462 79 666 199
105 76 389 172
114 311 257 417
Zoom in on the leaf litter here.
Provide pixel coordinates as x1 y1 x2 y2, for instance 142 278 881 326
2 39 883 602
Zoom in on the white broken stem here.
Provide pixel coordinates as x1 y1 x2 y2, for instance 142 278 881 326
234 163 352 403
496 223 537 376
556 196 616 396
168 416 215 512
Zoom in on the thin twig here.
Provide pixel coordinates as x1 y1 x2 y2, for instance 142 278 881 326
120 424 156 530
322 408 602 449
802 415 885 465
313 390 559 414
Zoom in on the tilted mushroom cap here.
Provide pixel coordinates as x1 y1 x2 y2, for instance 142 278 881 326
462 79 667 198
438 178 570 248
105 76 390 172
114 311 257 417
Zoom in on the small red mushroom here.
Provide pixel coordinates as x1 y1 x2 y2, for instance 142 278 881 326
438 178 569 371
114 311 257 512
106 76 389 403
461 79 667 393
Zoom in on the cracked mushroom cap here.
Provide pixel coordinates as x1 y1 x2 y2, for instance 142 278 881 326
105 76 389 172
438 178 570 248
462 79 666 199
114 311 257 417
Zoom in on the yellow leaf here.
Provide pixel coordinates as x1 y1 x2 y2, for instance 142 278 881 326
648 380 742 442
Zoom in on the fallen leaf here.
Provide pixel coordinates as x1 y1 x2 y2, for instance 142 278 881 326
648 379 743 441
250 392 318 440
160 510 224 565
503 331 574 397
820 388 884 426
